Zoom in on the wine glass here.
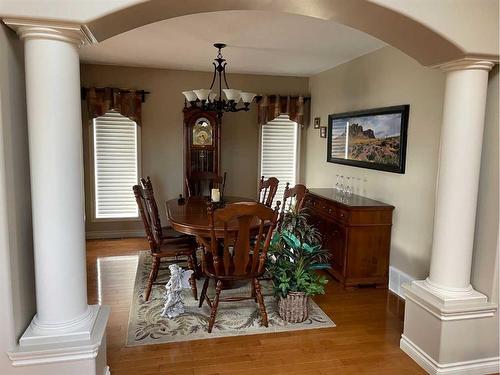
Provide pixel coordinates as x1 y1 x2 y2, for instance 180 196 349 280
335 174 340 192
339 175 345 194
346 176 352 196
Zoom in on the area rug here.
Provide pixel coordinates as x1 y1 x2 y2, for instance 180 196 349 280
126 251 335 346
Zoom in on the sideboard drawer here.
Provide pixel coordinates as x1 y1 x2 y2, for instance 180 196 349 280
335 208 349 223
305 195 349 224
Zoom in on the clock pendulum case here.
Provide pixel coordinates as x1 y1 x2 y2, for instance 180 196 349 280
183 106 220 195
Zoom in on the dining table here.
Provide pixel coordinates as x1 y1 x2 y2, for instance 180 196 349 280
166 195 260 241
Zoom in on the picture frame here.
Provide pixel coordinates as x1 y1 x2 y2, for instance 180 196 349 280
320 126 327 138
327 105 409 174
314 117 321 129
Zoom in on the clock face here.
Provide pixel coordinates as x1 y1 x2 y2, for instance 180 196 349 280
192 118 213 146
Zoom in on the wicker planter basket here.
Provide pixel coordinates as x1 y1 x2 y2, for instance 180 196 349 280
278 292 309 323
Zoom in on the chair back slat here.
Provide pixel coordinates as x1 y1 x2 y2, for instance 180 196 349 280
281 183 308 221
222 222 231 275
259 176 279 207
140 177 163 244
252 219 265 273
186 171 226 197
207 202 279 277
133 178 164 253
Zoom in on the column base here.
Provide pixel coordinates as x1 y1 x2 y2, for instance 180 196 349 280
401 281 499 375
8 304 110 374
20 305 98 346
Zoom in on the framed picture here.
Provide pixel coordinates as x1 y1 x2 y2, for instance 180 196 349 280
314 117 321 129
327 105 409 173
320 126 327 138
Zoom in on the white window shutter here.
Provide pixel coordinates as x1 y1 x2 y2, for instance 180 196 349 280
260 114 299 205
93 111 139 219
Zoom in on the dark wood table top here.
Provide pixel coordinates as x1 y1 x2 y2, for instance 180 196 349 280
307 188 395 209
166 196 257 238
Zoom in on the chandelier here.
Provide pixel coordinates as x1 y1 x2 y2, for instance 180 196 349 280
182 43 258 119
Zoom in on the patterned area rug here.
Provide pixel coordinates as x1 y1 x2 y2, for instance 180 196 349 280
126 251 335 346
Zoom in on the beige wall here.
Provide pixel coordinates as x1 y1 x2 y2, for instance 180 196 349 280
0 23 35 372
304 46 446 279
80 64 308 235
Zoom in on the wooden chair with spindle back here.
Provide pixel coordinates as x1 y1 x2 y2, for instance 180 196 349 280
186 171 226 197
199 201 280 333
133 178 199 301
258 176 279 207
279 183 308 225
140 177 187 239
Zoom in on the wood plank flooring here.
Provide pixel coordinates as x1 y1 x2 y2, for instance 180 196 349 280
86 238 425 375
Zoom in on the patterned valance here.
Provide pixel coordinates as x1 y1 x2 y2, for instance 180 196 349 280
83 87 147 126
257 95 309 126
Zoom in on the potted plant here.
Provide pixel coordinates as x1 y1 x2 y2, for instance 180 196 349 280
267 208 331 323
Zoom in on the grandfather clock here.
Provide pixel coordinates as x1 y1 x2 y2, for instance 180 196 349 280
183 106 220 195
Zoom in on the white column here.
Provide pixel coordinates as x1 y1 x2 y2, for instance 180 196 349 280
23 24 90 332
426 59 494 295
2 19 106 350
400 59 498 374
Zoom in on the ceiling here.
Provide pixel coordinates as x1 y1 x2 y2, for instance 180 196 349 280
79 10 385 77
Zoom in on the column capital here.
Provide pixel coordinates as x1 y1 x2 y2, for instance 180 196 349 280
436 57 496 72
2 18 96 46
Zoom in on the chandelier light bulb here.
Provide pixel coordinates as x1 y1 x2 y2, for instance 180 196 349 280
223 89 241 102
182 90 197 102
240 92 257 104
208 92 217 102
193 89 212 101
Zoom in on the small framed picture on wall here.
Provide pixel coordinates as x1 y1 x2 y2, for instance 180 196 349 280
314 117 321 129
320 126 327 138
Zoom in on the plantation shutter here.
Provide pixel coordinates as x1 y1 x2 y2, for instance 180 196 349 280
260 114 299 205
93 110 139 218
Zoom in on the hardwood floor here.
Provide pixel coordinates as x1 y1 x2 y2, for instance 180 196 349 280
86 238 425 375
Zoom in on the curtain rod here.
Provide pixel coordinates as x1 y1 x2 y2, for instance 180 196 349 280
256 95 310 101
81 87 150 103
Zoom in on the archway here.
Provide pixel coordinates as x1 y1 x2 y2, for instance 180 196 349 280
87 0 464 67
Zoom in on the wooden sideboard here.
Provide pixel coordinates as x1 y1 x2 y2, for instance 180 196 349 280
304 188 394 288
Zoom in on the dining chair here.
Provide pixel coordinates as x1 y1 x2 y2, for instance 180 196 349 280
140 177 188 239
133 178 199 301
258 176 279 207
199 201 280 333
186 171 226 197
279 183 308 223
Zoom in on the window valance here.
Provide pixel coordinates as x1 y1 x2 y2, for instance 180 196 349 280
82 87 149 126
257 95 310 126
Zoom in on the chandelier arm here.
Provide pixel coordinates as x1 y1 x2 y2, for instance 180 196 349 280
209 62 217 90
222 63 230 89
218 62 223 105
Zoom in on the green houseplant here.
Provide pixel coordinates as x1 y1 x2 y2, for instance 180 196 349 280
267 208 331 322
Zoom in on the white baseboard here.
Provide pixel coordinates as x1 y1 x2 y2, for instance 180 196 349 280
389 266 414 299
401 335 500 375
86 229 145 239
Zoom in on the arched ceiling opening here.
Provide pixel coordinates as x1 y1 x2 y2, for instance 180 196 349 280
79 11 386 76
86 0 466 67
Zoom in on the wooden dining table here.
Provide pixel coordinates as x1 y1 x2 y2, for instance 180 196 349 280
166 195 259 240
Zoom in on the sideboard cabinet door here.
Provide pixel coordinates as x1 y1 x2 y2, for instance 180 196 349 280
322 219 345 275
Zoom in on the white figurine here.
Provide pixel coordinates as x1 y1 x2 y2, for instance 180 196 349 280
161 264 194 319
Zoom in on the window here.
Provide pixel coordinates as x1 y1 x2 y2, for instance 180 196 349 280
259 114 299 205
93 110 139 219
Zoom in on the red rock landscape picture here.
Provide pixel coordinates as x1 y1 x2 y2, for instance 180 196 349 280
330 113 402 166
